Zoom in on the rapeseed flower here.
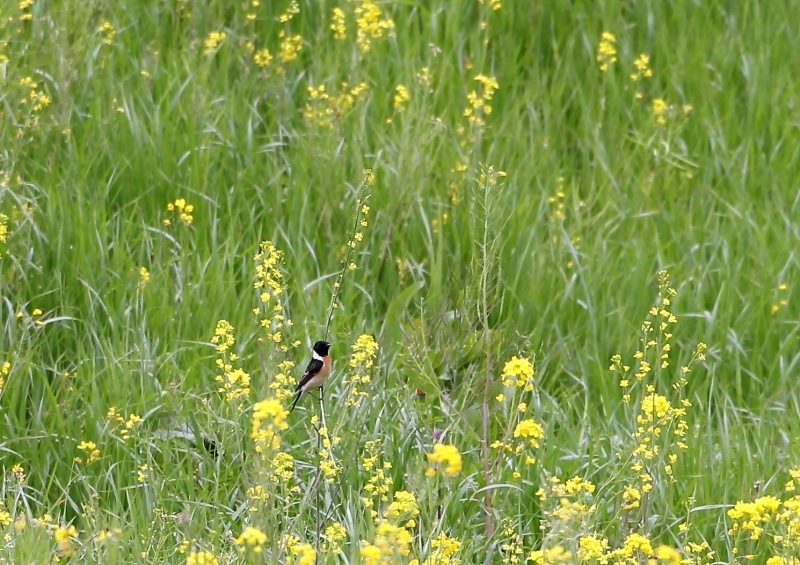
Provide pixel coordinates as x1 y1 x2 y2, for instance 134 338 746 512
97 20 115 45
596 31 617 71
164 198 194 226
426 443 462 476
54 524 78 556
0 213 8 258
186 551 218 565
393 84 410 112
353 0 395 54
235 526 267 553
331 8 346 39
501 355 534 389
251 397 289 451
203 31 226 56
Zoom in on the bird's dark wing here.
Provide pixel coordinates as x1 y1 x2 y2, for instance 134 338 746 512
295 358 323 391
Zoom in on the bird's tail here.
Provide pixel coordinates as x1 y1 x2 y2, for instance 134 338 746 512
289 390 302 413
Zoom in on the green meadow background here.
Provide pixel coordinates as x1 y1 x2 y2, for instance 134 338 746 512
1 0 799 562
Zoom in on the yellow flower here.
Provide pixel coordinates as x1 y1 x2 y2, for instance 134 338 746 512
652 98 669 125
393 85 410 112
331 7 346 39
578 534 609 560
53 525 77 557
360 544 382 562
501 355 534 387
278 30 303 63
288 542 315 565
187 551 219 565
234 526 267 553
0 213 8 258
513 419 544 448
253 48 272 68
97 20 116 45
427 443 462 476
251 397 289 451
203 31 226 56
138 266 150 289
387 491 419 520
165 198 194 225
630 53 653 82
353 0 395 53
596 31 617 71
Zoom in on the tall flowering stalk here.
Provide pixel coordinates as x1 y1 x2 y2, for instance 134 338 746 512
342 333 379 406
609 270 706 532
312 169 373 557
211 320 251 403
323 169 373 340
253 240 299 401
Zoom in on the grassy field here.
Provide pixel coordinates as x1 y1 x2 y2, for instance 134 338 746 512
1 0 799 562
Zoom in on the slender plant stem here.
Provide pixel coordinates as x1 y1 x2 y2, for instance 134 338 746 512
314 170 372 564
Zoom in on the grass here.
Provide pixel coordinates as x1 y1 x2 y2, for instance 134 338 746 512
1 0 799 563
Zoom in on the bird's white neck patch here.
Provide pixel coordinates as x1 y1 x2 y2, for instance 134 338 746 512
312 350 323 361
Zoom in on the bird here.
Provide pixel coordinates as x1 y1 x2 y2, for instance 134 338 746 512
290 340 332 413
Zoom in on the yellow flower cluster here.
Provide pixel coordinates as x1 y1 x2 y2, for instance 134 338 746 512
19 76 51 117
267 451 294 484
353 0 395 54
500 518 523 564
528 545 572 563
186 550 218 565
302 82 368 129
251 397 289 452
574 532 682 563
277 0 299 23
630 53 653 99
211 320 251 402
426 443 462 476
278 29 303 63
253 240 294 349
535 476 597 538
596 31 617 72
501 355 534 389
726 487 800 560
323 522 347 554
163 198 194 226
97 20 115 45
360 521 413 563
106 407 141 441
235 525 267 553
343 334 378 406
771 282 789 314
138 266 150 289
53 524 78 557
361 439 393 515
393 84 410 112
386 490 420 524
76 440 100 464
203 31 226 56
463 74 499 130
0 213 8 258
317 426 342 483
0 361 9 390
19 0 33 21
330 7 346 40
513 418 544 449
409 533 461 565
253 47 272 68
608 271 707 525
287 542 316 565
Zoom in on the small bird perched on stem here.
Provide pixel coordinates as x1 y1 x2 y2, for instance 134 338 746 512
290 340 332 412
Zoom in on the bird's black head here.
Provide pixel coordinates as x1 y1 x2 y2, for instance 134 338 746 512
313 340 331 356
